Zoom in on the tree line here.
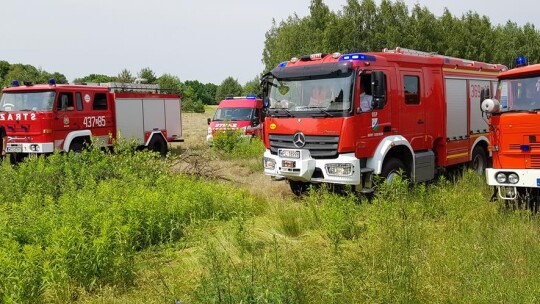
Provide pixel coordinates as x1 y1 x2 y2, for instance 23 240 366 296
263 0 540 72
4 0 539 111
0 62 262 113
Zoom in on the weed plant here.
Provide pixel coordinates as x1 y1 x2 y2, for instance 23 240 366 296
0 144 261 303
192 170 540 303
212 130 265 159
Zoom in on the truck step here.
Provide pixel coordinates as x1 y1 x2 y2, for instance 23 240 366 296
359 188 374 194
361 168 374 174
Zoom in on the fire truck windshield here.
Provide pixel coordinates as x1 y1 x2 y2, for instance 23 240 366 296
0 91 56 112
213 107 254 121
267 73 353 115
497 76 540 112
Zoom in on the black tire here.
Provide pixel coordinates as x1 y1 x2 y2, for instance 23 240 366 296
289 180 311 197
380 158 406 183
470 146 487 175
69 142 85 153
147 135 168 156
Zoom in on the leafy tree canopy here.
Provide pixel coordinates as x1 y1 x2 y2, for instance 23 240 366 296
262 0 540 72
215 77 243 101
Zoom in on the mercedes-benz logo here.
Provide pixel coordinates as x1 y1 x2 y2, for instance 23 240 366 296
293 132 306 148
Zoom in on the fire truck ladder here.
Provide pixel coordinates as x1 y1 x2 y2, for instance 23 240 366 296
99 82 161 93
383 47 476 65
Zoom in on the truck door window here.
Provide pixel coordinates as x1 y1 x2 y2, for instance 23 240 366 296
93 93 108 110
404 76 420 105
252 108 260 125
76 93 83 111
57 93 74 110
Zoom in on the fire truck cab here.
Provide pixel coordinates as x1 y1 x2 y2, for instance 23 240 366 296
481 57 540 207
261 48 506 195
206 96 263 144
0 80 182 161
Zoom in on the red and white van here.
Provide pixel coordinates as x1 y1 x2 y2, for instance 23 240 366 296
206 96 263 144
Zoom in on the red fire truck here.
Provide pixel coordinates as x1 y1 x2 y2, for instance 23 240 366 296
0 80 182 161
481 57 540 209
261 47 507 195
206 96 263 144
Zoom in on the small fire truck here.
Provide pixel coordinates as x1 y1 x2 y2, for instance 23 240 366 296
481 57 540 209
206 96 263 144
261 47 507 195
0 80 182 161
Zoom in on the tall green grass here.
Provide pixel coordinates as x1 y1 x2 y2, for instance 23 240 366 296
192 171 540 303
0 147 262 303
212 130 265 159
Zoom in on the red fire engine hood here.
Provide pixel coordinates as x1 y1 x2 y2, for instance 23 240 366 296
0 111 53 142
265 117 343 136
210 120 252 130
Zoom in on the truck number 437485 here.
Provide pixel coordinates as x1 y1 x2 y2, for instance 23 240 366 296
83 116 106 127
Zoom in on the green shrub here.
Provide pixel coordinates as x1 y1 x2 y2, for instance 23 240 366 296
213 130 265 160
0 147 261 302
182 99 205 113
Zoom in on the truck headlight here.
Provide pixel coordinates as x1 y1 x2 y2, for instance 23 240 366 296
508 173 519 184
207 127 212 136
263 157 276 170
496 172 507 183
325 163 353 176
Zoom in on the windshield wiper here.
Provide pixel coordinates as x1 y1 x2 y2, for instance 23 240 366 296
309 107 334 117
269 109 293 117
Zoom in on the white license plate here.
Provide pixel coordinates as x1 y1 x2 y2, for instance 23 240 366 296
7 146 22 153
278 149 300 159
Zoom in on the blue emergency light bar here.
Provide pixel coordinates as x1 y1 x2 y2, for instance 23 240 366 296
339 53 377 62
48 78 56 85
246 94 257 99
11 80 20 87
515 56 527 67
277 61 288 68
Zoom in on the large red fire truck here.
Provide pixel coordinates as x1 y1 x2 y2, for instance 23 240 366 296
481 57 540 209
0 80 182 161
261 47 507 195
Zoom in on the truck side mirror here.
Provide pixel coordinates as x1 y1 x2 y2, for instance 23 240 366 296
207 118 211 125
480 87 491 104
481 98 500 113
371 71 386 109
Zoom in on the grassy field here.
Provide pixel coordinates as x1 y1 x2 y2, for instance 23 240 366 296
2 107 540 303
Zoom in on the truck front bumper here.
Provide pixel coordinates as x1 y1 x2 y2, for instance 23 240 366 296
7 142 54 154
262 149 361 185
486 168 540 200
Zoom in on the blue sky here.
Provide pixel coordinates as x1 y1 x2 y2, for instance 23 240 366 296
1 0 537 85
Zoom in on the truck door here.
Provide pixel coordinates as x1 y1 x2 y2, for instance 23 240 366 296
399 71 426 150
54 91 80 138
84 92 114 147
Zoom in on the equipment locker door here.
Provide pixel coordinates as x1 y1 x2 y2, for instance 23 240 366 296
398 71 426 150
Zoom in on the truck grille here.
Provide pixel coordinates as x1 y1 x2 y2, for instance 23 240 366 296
531 155 540 168
269 134 339 159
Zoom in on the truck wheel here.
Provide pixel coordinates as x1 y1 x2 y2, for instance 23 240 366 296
470 146 487 175
380 158 407 183
148 136 168 156
289 180 311 197
69 142 85 153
